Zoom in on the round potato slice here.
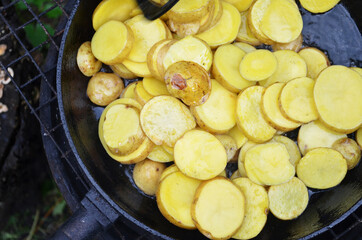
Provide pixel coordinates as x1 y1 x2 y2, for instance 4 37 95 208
191 177 245 240
232 178 268 240
111 63 137 79
224 0 254 12
215 134 238 162
227 125 248 149
273 135 301 167
357 128 362 148
247 0 273 45
297 148 347 189
167 0 213 23
236 86 277 143
298 47 330 79
300 0 340 13
272 34 303 52
268 177 308 220
238 141 257 166
314 66 362 133
280 77 319 123
236 11 262 46
142 77 169 96
147 145 174 163
120 81 138 99
157 171 201 229
140 96 196 147
332 138 361 170
77 41 102 77
122 59 152 78
233 42 257 53
133 159 166 195
134 81 153 105
239 50 277 81
147 39 174 81
245 142 295 186
174 130 227 180
159 164 179 182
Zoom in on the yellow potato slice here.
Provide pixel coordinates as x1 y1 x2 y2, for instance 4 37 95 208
191 80 237 133
233 42 256 53
147 39 174 80
273 135 301 167
209 0 223 28
111 63 137 79
133 159 166 195
245 142 295 186
227 125 248 149
157 171 201 229
298 47 330 79
247 0 273 45
239 49 277 81
298 121 347 156
350 67 362 76
332 138 361 170
122 59 152 77
134 81 153 105
174 130 227 180
142 77 169 96
92 0 137 30
357 128 362 148
196 2 241 48
297 148 347 189
162 145 174 155
261 83 300 132
236 86 276 143
215 134 238 162
224 0 254 12
198 5 214 33
167 0 213 23
268 177 308 220
147 145 174 163
238 141 257 165
314 66 362 133
280 77 319 123
167 19 201 38
300 0 340 13
212 44 255 93
260 0 303 43
160 164 179 181
191 177 245 239
232 178 268 240
120 81 137 98
272 34 303 52
91 20 134 65
140 96 196 147
260 50 307 87
236 11 262 46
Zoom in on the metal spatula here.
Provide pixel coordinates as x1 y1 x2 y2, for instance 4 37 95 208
137 0 179 20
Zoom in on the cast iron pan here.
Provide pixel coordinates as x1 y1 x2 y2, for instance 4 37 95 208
57 0 362 239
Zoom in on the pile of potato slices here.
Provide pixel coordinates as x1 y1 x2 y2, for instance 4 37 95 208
76 0 362 239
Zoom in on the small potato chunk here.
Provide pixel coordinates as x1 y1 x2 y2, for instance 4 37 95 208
245 142 295 185
159 164 179 182
332 138 361 170
298 121 346 155
298 47 330 79
122 59 152 78
239 50 277 81
227 125 248 149
191 178 245 240
300 0 340 13
268 177 308 220
357 128 362 148
87 72 124 106
157 171 201 229
314 66 362 133
280 77 319 123
167 0 213 23
133 159 166 195
233 42 257 53
120 81 138 99
236 12 261 46
134 82 153 105
224 0 254 12
272 34 303 52
142 77 169 96
164 61 211 106
274 135 301 167
147 145 174 163
232 178 268 240
174 130 227 180
110 63 137 79
236 86 276 143
140 96 196 147
297 148 347 189
77 41 102 77
215 134 238 162
91 21 133 65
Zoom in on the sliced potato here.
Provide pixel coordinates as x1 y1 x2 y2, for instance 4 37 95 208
191 80 237 133
297 148 347 189
134 81 153 105
140 96 196 147
236 86 276 143
350 67 362 76
120 81 137 98
209 0 223 28
77 41 102 77
332 138 361 170
236 11 262 46
147 39 174 80
273 135 301 167
280 77 319 123
238 141 257 164
300 0 340 13
147 145 174 163
197 2 241 48
91 20 134 65
298 121 347 155
111 63 137 79
314 66 362 133
298 47 330 79
233 42 256 53
122 59 152 77
224 0 254 12
167 19 200 38
232 178 268 240
142 77 169 96
268 177 308 220
215 134 238 162
198 0 216 33
272 34 303 52
227 125 248 149
160 164 179 181
174 130 227 180
261 83 301 132
162 145 174 155
133 159 166 195
191 177 245 240
245 142 295 186
167 0 213 23
247 0 273 45
157 171 201 229
357 128 362 148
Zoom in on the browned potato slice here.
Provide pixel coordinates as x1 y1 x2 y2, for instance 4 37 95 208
174 130 227 180
227 126 248 149
111 63 137 79
147 145 174 163
160 164 179 181
133 159 166 195
236 11 262 46
157 171 201 229
298 47 330 79
268 177 308 220
332 138 361 170
244 142 295 185
77 41 102 77
297 148 347 189
272 34 303 52
147 39 174 80
140 96 196 147
91 21 134 65
314 66 362 133
134 81 153 105
87 72 124 106
233 42 256 53
300 0 340 13
122 59 153 77
191 177 245 239
357 128 362 148
164 61 211 106
191 80 237 134
232 178 268 239
224 0 254 12
167 0 213 23
92 0 137 30
215 134 238 162
120 81 138 98
273 135 301 167
236 86 276 143
142 77 169 96
280 77 319 123
298 121 347 155
261 83 301 132
212 44 255 93
350 67 362 76
167 19 200 38
196 2 241 48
